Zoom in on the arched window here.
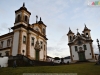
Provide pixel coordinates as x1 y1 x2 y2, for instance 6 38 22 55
43 28 45 34
69 36 72 41
86 33 89 37
17 15 20 22
83 45 87 50
15 15 20 23
25 16 28 23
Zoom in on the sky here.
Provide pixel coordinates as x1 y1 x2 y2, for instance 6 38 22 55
0 0 100 58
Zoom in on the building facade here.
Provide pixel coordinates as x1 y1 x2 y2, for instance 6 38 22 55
67 25 94 62
0 3 48 61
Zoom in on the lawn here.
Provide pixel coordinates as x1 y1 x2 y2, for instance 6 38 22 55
0 62 100 75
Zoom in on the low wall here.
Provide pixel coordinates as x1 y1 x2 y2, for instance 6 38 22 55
0 57 8 67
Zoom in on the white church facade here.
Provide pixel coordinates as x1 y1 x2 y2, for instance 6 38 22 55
67 25 94 62
0 3 48 61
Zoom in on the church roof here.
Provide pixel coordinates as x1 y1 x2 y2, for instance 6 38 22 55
15 3 31 15
77 32 80 35
83 24 90 32
38 17 44 24
67 28 74 35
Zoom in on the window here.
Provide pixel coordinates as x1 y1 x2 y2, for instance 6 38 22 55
70 36 72 41
43 28 45 34
1 41 3 48
0 53 2 56
40 41 43 49
75 46 78 51
31 37 34 46
23 36 26 44
44 45 45 51
86 33 89 37
83 45 87 50
7 39 10 46
15 15 21 23
25 16 28 23
5 51 9 56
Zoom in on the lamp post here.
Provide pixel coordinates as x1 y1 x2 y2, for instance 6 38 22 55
96 39 100 64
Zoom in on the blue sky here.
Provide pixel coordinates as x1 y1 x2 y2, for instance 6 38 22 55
0 0 100 57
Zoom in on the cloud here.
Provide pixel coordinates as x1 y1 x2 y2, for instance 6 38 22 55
47 34 70 57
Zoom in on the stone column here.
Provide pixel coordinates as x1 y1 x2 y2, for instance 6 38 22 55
18 30 23 55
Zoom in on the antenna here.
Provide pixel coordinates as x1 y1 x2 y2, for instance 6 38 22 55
8 28 11 32
36 15 38 23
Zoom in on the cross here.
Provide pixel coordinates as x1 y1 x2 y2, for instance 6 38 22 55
77 28 79 33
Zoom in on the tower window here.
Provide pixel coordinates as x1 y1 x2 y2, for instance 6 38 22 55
31 37 34 46
16 15 21 23
86 33 89 37
70 36 72 41
83 45 87 50
25 16 28 23
43 28 45 34
23 36 26 44
75 46 78 51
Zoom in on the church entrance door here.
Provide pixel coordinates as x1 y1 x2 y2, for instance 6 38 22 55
35 50 39 60
78 52 86 61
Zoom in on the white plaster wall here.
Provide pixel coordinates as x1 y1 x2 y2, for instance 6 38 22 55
12 31 19 56
71 43 93 61
0 49 10 56
85 43 92 59
0 37 12 49
0 57 8 67
30 33 37 59
21 31 27 55
38 38 44 60
63 59 71 63
71 46 79 61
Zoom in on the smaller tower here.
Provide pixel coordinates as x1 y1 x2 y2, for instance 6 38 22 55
82 24 91 39
67 28 74 42
14 3 31 26
38 17 46 36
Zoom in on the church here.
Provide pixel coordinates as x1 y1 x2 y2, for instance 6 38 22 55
0 3 48 61
67 25 94 62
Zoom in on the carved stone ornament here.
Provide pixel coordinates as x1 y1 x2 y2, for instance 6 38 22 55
34 40 41 51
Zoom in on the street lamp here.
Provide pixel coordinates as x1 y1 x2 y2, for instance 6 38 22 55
96 39 100 64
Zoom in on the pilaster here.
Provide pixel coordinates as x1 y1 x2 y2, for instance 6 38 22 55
18 30 23 55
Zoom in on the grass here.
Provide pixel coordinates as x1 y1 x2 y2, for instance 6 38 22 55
0 62 100 75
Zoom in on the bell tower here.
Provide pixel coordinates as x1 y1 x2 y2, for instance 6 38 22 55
82 24 91 39
67 28 74 42
14 3 31 26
